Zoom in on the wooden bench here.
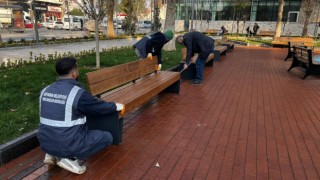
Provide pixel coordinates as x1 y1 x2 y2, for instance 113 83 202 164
212 40 227 61
206 29 220 35
272 37 315 48
221 36 235 52
288 46 320 79
179 48 214 80
258 31 276 36
85 57 181 144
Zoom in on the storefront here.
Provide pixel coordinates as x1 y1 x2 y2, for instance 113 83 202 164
35 0 63 22
46 5 62 21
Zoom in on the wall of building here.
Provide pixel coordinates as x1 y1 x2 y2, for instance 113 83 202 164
174 20 319 37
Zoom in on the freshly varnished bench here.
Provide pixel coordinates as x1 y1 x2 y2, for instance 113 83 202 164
179 48 214 80
85 57 181 144
288 46 320 79
258 31 276 36
213 40 227 61
221 36 235 52
272 37 315 48
206 29 220 35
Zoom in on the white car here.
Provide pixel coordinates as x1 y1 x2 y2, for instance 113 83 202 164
138 20 152 28
47 21 64 30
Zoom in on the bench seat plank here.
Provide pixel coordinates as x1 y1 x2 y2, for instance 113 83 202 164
102 71 180 113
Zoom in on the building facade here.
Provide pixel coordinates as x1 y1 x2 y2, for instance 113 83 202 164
174 0 320 36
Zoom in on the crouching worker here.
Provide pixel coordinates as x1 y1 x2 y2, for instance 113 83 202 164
37 57 124 174
133 29 174 71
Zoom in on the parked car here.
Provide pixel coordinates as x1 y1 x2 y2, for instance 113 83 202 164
138 20 152 28
47 21 64 29
25 22 42 29
101 18 122 29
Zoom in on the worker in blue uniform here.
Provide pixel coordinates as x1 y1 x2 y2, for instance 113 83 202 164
37 57 124 174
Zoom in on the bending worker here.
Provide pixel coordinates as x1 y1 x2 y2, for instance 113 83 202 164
176 31 214 85
133 29 174 70
38 57 124 174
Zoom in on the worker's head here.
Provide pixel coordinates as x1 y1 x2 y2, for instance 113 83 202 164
176 35 184 44
55 57 79 80
164 29 174 41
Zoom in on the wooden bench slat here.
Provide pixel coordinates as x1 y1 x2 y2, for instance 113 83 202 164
87 57 159 96
272 37 315 48
102 71 178 101
102 71 180 113
86 57 156 85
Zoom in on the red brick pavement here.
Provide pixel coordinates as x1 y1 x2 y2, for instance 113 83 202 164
1 46 320 179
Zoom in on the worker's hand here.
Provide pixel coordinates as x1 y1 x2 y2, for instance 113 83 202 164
183 63 188 70
157 64 162 71
115 103 124 111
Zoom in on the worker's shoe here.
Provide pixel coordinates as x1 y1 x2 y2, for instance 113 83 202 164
191 79 203 85
43 153 57 166
57 158 86 174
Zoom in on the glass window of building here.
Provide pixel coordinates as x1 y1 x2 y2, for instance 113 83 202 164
175 0 302 22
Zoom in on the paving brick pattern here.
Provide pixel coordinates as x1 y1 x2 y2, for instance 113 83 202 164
1 46 320 179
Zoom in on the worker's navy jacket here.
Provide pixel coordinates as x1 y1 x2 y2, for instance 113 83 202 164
37 78 116 158
183 31 214 64
134 32 169 64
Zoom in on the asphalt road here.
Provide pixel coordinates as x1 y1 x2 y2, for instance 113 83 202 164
0 27 152 42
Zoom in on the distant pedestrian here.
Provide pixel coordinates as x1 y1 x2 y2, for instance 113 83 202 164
133 29 174 70
252 23 260 35
176 31 214 85
218 26 227 35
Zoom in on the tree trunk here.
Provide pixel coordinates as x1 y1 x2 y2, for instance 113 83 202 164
302 12 312 36
163 0 176 51
95 18 100 69
236 20 240 34
107 0 115 38
275 0 285 37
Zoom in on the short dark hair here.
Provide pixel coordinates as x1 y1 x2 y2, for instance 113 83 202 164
55 57 77 76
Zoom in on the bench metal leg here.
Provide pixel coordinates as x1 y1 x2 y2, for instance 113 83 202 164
213 50 221 61
221 49 227 56
164 80 180 94
221 44 231 52
205 59 214 67
179 62 196 80
87 112 123 145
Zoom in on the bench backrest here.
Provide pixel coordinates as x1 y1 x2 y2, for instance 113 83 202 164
293 46 312 64
259 31 276 36
86 57 158 96
206 29 220 34
274 37 314 43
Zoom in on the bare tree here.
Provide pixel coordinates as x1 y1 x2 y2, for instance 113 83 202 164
234 0 250 34
302 0 317 36
275 0 285 37
163 0 176 51
77 0 108 69
107 0 115 38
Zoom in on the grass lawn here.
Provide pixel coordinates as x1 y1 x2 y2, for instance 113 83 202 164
0 45 183 144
